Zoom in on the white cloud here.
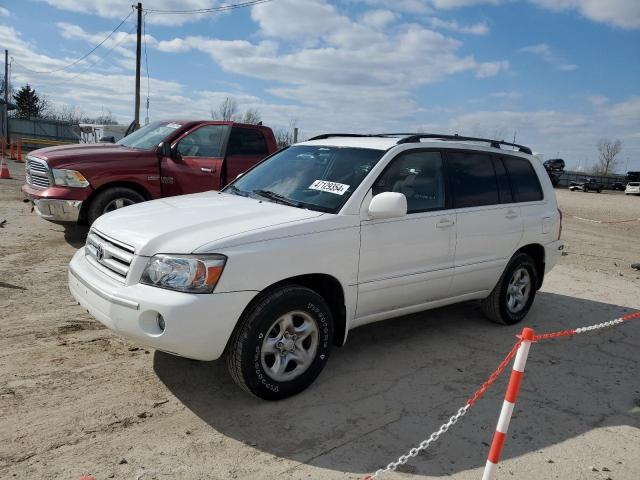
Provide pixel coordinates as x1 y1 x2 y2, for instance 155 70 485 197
519 43 577 71
530 0 640 29
586 94 608 107
39 0 234 26
474 60 509 77
430 17 490 35
414 96 640 170
490 91 522 99
359 9 398 28
0 6 10 17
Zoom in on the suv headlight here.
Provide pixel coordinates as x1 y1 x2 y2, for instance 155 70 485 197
140 254 227 293
52 169 90 187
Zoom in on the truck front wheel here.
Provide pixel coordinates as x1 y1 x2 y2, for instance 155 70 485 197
87 187 145 225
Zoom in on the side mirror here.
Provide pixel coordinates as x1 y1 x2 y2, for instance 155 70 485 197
157 141 171 157
368 192 407 220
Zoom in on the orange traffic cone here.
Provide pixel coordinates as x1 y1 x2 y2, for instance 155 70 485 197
0 156 11 179
9 138 14 159
16 140 22 162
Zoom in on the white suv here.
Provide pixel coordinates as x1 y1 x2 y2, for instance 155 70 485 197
68 133 564 399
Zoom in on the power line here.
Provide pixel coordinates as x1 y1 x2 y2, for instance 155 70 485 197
12 8 134 75
145 0 273 15
64 22 137 82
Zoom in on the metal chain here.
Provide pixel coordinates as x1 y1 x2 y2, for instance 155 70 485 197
364 405 469 480
574 318 625 334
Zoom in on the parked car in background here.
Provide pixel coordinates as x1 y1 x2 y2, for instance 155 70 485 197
569 178 603 193
611 181 626 191
69 133 564 399
543 158 565 172
23 121 278 224
626 182 640 195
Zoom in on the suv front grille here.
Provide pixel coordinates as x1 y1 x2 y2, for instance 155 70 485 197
85 230 135 282
25 156 52 189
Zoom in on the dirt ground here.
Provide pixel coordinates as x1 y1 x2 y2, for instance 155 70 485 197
1 158 639 480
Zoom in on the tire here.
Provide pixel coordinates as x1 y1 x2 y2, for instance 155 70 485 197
597 188 602 193
87 187 145 225
583 186 588 193
226 285 333 400
481 253 539 325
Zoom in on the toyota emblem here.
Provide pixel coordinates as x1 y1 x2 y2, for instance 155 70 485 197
95 243 104 261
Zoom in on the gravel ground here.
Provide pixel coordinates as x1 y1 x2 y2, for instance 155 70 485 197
1 158 639 480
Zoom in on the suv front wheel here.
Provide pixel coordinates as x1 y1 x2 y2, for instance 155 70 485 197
226 285 333 400
481 253 538 325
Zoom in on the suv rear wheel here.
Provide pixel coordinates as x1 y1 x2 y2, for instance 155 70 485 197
226 285 333 400
481 252 538 325
87 187 145 225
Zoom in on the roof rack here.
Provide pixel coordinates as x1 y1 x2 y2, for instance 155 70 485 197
384 133 532 154
306 133 391 141
306 132 533 155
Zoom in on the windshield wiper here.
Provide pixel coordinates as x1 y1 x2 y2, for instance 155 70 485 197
226 184 249 197
252 189 302 208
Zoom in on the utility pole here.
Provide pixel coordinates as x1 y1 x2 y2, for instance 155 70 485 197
134 3 142 129
3 49 8 140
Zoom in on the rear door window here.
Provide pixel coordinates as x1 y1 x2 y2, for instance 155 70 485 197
447 151 500 208
228 128 268 156
503 156 543 202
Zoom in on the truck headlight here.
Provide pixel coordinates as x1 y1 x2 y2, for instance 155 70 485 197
140 254 227 293
52 169 90 187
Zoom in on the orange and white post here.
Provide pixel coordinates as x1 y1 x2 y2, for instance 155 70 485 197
481 327 535 480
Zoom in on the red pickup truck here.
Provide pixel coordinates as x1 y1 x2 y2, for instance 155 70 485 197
22 120 278 224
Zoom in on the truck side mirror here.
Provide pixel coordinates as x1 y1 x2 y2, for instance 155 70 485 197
158 141 171 157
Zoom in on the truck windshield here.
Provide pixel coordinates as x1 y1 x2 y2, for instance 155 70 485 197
225 145 385 213
117 121 183 150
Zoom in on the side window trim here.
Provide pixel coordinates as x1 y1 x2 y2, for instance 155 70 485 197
492 155 515 204
371 148 450 214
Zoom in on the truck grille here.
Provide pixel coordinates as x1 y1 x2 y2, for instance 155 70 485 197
26 156 52 189
85 229 135 282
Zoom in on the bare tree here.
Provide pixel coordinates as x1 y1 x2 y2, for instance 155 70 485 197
594 138 622 175
211 97 238 121
274 119 299 148
240 107 261 125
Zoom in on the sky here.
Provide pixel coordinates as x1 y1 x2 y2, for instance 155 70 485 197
0 0 638 171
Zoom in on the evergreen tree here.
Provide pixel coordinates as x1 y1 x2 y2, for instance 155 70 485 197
13 85 43 119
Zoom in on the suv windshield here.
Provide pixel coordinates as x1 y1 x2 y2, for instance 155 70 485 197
225 145 385 213
117 121 183 150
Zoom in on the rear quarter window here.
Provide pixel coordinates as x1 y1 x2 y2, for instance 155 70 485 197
503 156 544 202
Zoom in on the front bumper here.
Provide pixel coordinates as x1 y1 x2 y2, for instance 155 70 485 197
68 248 258 361
22 184 89 223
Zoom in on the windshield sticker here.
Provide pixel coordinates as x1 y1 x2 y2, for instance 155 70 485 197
165 123 182 129
309 180 350 195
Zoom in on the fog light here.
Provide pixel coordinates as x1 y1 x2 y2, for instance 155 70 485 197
157 314 165 332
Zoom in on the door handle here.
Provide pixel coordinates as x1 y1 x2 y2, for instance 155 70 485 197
436 218 455 228
200 167 214 173
505 210 519 220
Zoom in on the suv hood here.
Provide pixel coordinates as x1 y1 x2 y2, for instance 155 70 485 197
30 143 144 168
92 191 324 255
